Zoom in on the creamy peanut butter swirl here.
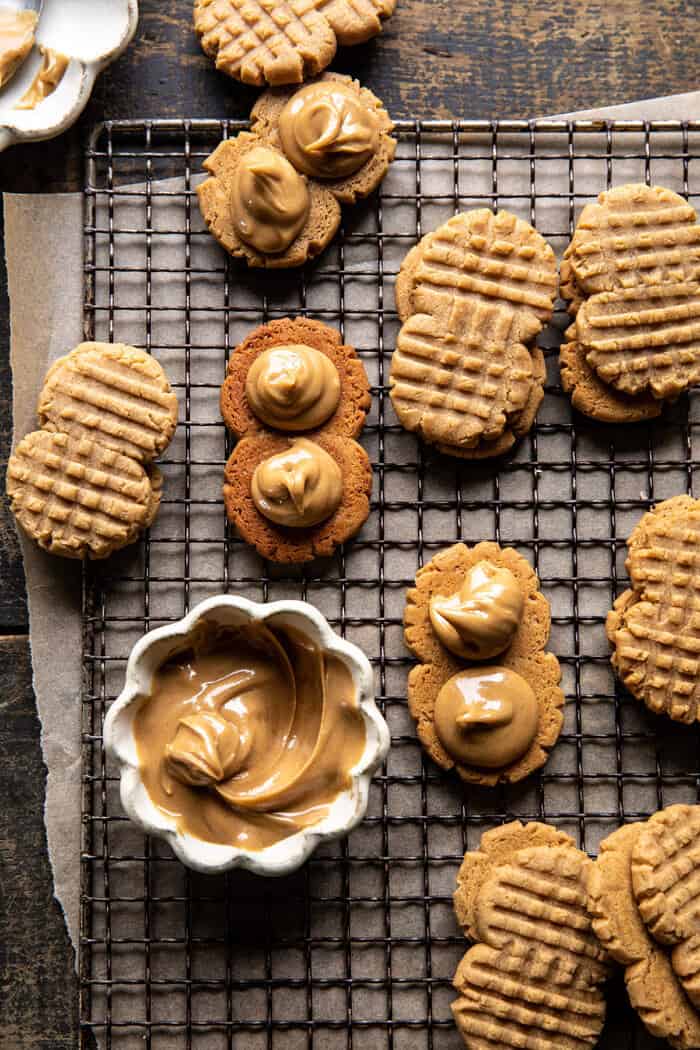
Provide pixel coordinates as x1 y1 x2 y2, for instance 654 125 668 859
251 437 343 527
0 7 37 89
15 46 69 110
429 561 524 660
434 666 539 769
231 145 310 253
134 623 366 850
279 81 380 179
246 345 341 431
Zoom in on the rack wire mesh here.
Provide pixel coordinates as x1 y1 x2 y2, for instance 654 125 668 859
80 118 700 1049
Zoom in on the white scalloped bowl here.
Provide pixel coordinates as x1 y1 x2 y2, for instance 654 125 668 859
104 595 390 876
0 0 138 153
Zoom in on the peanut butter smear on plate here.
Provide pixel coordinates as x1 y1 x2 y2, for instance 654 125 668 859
133 623 366 850
0 7 37 89
15 46 68 110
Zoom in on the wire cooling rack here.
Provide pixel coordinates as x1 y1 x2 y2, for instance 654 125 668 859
80 119 700 1049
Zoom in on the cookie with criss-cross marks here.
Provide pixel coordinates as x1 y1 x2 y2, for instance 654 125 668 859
404 542 564 785
632 804 700 1009
7 430 159 559
390 209 557 458
38 342 178 463
559 185 700 412
607 495 700 724
452 822 610 1050
587 817 700 1049
194 0 396 87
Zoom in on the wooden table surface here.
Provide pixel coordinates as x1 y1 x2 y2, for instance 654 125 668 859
1 1 698 1045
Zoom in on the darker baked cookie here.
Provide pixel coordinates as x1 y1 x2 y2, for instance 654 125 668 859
404 542 564 785
224 431 372 563
221 317 370 439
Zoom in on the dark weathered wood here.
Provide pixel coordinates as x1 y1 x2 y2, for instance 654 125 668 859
0 1 698 1045
0 638 79 1048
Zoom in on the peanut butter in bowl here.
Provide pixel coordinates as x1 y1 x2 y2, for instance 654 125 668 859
105 596 390 874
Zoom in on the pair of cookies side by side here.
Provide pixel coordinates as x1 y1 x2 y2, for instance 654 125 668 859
221 316 372 563
560 183 700 423
197 73 395 269
389 209 558 459
587 805 700 1049
403 541 564 785
452 821 610 1050
7 342 178 559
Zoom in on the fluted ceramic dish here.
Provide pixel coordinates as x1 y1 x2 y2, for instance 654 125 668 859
0 0 138 152
104 595 390 876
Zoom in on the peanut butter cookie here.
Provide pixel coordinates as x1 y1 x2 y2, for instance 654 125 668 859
193 0 396 87
453 822 609 1050
221 317 370 439
607 495 700 723
404 542 564 785
390 210 557 458
197 74 394 268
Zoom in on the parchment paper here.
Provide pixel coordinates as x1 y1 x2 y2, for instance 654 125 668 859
5 91 700 1046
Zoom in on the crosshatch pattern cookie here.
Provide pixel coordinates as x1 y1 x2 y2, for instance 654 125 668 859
7 430 157 560
197 74 394 267
38 342 178 463
194 0 396 87
587 813 700 1049
390 209 557 458
8 342 177 560
221 317 372 563
607 495 700 723
452 822 610 1050
404 542 564 785
559 184 700 416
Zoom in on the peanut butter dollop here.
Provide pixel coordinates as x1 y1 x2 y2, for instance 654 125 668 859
231 146 310 254
246 344 341 431
278 81 380 179
0 7 37 88
429 561 524 660
134 623 366 850
15 46 68 110
434 665 538 769
251 437 343 527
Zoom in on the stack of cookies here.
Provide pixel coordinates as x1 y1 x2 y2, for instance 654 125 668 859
390 209 558 458
560 183 700 423
588 804 700 1048
452 821 611 1050
7 342 177 559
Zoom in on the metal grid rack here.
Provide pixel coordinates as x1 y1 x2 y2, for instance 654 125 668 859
80 118 700 1049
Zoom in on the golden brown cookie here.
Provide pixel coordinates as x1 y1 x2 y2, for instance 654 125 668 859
390 210 557 458
452 824 609 1050
251 73 395 205
559 324 662 424
193 0 396 87
607 495 700 724
7 430 158 560
197 132 341 269
587 819 700 1049
221 317 370 439
38 342 178 463
223 431 372 562
404 542 564 785
631 805 700 1008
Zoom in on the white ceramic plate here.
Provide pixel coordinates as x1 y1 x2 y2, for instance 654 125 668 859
0 0 138 152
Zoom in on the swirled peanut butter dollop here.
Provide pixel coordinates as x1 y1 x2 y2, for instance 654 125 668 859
246 345 341 431
133 623 366 850
278 81 380 179
0 8 37 89
251 437 343 527
434 665 538 769
15 46 69 110
231 146 310 254
429 561 524 660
